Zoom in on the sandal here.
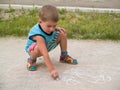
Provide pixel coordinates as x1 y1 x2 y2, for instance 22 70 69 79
27 58 37 71
60 55 78 64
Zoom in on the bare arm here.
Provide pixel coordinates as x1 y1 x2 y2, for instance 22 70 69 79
33 36 59 79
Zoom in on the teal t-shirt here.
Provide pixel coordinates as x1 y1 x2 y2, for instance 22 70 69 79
25 23 59 52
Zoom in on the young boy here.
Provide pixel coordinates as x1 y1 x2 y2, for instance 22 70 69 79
25 5 78 79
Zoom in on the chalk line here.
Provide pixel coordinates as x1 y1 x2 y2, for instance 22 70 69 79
61 65 120 85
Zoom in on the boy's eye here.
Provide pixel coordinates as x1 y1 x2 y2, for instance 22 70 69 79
47 25 56 28
47 25 52 27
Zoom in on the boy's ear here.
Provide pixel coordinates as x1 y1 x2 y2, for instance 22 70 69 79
38 18 42 24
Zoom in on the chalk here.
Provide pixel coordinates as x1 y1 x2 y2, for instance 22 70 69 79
54 77 61 80
56 77 61 80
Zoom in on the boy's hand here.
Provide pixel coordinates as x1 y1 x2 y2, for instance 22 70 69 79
55 27 67 36
50 70 59 80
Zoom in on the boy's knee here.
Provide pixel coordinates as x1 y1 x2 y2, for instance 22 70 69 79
34 46 41 55
59 31 67 38
57 32 67 43
30 46 41 57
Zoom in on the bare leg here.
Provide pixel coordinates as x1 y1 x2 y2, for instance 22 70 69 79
57 33 67 52
27 45 43 71
30 46 42 59
57 33 78 64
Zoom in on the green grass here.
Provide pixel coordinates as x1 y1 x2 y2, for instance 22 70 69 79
0 7 120 40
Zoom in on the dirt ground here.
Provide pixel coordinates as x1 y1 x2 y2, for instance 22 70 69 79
0 37 120 90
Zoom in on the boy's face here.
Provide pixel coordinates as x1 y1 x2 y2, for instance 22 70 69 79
39 19 57 34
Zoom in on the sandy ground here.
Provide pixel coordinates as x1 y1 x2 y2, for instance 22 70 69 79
0 37 120 90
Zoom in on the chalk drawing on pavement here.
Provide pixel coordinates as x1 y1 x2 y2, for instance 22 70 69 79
60 65 120 85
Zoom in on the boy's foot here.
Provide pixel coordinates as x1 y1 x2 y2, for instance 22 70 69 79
27 58 37 71
60 55 78 64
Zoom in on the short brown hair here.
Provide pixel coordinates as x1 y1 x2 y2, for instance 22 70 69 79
39 5 59 22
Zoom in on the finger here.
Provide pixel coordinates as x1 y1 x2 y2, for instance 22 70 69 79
53 72 59 79
53 75 59 80
60 28 67 34
56 27 65 32
59 29 64 34
55 27 61 30
56 77 60 80
55 27 67 36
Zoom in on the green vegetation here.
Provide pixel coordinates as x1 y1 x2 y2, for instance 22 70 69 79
0 7 120 40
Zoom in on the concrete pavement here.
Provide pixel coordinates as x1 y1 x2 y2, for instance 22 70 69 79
0 37 120 90
0 0 120 9
0 1 120 90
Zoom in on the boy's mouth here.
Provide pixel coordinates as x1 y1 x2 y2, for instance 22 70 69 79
46 31 53 34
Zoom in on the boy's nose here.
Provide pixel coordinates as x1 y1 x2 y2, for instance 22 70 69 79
50 27 55 31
